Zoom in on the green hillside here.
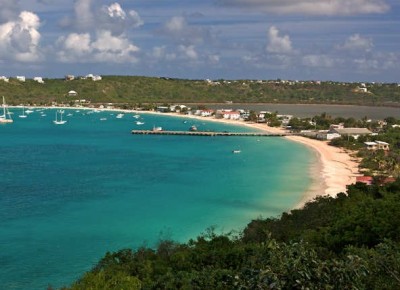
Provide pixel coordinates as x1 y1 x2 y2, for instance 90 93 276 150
1 76 399 106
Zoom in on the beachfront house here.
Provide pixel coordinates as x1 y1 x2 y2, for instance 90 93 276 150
316 131 341 140
170 104 188 113
195 109 214 117
356 176 396 186
220 110 241 120
332 128 372 140
364 141 390 150
156 106 169 113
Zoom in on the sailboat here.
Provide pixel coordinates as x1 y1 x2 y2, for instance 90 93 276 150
19 106 27 118
53 110 67 125
0 96 13 124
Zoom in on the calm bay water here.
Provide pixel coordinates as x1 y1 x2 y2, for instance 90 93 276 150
0 109 313 289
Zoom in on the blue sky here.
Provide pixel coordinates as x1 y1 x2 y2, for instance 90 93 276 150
0 0 399 82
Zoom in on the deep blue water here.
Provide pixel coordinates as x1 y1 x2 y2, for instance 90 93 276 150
0 109 314 289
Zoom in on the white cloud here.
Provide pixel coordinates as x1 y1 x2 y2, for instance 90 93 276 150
354 52 399 71
151 45 177 61
165 16 186 33
302 54 335 68
179 45 198 60
161 16 212 46
0 11 42 62
208 54 220 64
57 30 139 63
266 26 293 54
98 2 143 35
62 1 143 35
337 34 373 51
216 0 390 16
106 3 126 19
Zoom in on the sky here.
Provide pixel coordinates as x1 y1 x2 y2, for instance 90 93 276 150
0 0 399 82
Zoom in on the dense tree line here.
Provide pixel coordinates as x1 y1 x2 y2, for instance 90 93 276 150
61 179 400 289
1 76 400 106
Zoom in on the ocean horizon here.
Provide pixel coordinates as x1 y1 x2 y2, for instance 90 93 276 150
0 108 314 289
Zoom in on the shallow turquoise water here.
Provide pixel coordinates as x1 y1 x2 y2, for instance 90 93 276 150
0 109 314 289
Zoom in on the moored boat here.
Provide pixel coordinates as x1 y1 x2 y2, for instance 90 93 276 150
189 125 197 131
0 96 13 124
53 110 67 125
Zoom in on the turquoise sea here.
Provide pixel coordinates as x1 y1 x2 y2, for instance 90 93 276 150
0 109 314 289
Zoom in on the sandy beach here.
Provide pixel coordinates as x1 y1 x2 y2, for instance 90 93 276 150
23 105 361 209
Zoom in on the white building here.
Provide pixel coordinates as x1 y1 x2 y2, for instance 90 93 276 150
195 109 214 117
85 74 102 81
221 111 241 120
33 77 44 84
333 128 372 140
0 76 9 82
316 131 341 140
16 76 25 82
68 90 78 97
364 141 390 150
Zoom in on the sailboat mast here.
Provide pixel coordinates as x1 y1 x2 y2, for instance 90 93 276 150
2 96 6 117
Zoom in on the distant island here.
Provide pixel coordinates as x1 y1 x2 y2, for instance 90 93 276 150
1 75 399 107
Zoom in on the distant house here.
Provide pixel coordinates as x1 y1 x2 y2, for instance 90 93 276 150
356 176 396 186
68 90 78 97
329 123 344 130
86 74 102 81
356 176 373 185
316 131 341 140
199 109 214 117
364 141 389 150
0 76 9 82
221 111 241 120
33 77 44 84
156 106 169 113
65 75 75 81
332 128 372 140
16 76 26 82
170 104 187 113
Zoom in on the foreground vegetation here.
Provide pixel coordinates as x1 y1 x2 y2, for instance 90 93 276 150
62 180 400 289
1 76 400 106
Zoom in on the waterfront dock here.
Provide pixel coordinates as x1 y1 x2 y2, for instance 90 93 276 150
131 130 287 137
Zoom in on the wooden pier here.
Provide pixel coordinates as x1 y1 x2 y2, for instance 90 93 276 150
131 130 287 137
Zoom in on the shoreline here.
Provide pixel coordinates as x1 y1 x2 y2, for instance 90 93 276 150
18 105 361 209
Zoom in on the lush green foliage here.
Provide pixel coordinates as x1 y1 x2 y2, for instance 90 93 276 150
63 180 400 289
1 76 400 106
